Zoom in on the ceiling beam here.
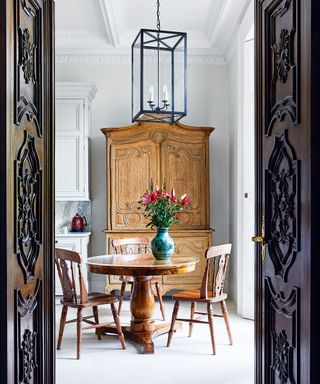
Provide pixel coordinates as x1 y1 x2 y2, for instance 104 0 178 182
205 0 252 59
98 0 120 47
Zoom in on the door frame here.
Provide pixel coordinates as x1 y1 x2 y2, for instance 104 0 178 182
235 2 255 318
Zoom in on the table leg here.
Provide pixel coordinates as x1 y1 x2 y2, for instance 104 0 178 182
129 276 155 353
99 275 182 354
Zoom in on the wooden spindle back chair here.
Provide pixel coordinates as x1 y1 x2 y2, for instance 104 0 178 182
111 237 166 320
55 248 126 359
167 243 233 355
200 243 231 299
55 248 88 305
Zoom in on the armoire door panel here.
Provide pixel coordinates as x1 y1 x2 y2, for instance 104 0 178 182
161 140 207 229
110 139 160 230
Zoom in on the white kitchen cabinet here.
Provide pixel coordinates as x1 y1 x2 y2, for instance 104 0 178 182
55 232 91 296
55 83 97 201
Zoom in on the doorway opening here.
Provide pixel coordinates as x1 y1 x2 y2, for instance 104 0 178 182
54 1 255 383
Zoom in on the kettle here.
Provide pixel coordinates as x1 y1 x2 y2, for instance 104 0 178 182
71 213 87 232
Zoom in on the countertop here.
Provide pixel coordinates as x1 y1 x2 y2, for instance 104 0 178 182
55 231 91 238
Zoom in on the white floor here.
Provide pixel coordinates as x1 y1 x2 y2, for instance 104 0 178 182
56 298 254 384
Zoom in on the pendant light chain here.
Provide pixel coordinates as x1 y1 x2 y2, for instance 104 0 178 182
156 0 161 31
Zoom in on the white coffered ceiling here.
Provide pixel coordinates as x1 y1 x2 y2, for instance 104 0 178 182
55 0 251 64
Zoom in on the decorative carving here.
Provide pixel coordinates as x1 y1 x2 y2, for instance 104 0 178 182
20 329 37 384
17 96 41 137
17 280 40 317
21 0 36 17
266 130 299 281
15 130 42 283
272 0 293 18
265 278 299 383
266 0 300 134
267 96 297 136
18 27 36 85
15 0 42 137
265 277 298 316
272 330 294 384
150 130 167 144
272 29 291 84
165 143 202 160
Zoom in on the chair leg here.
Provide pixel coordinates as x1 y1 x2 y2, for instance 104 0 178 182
189 302 195 337
76 308 83 360
167 300 179 347
118 281 126 315
93 306 101 341
221 300 233 345
111 303 126 349
57 305 68 350
207 303 216 355
155 281 166 321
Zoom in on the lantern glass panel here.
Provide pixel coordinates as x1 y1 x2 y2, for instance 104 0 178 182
132 33 141 120
174 36 186 114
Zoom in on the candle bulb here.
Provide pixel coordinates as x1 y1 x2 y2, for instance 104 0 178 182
148 85 154 102
162 85 169 102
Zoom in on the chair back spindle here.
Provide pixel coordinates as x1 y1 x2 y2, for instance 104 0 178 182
112 237 150 255
200 244 232 299
55 248 88 304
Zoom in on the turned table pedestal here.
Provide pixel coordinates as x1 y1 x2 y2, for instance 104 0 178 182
86 254 198 354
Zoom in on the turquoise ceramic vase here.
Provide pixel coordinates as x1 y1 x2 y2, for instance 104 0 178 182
151 227 174 260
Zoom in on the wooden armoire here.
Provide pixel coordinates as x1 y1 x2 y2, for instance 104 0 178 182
101 121 214 294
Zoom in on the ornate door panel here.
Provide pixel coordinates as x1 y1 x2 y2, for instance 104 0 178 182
0 0 54 383
256 0 319 382
110 138 160 230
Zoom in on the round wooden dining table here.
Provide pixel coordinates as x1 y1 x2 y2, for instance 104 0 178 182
86 253 199 354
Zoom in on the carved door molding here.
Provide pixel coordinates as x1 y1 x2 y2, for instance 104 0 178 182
0 0 55 383
256 0 320 382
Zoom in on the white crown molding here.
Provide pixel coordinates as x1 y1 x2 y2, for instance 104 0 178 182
56 82 98 102
98 0 120 46
56 53 131 66
55 50 226 66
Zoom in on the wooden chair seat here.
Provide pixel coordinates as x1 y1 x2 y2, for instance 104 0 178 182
167 244 233 355
60 292 118 308
112 237 166 320
172 290 227 303
55 248 126 359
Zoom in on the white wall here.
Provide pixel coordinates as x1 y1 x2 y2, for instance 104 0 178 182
56 61 230 291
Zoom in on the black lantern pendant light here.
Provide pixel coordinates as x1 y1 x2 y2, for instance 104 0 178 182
131 0 187 123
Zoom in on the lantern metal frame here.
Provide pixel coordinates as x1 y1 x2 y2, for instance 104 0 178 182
131 27 187 124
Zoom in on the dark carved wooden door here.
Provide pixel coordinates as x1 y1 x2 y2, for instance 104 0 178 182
0 0 55 383
255 0 320 382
